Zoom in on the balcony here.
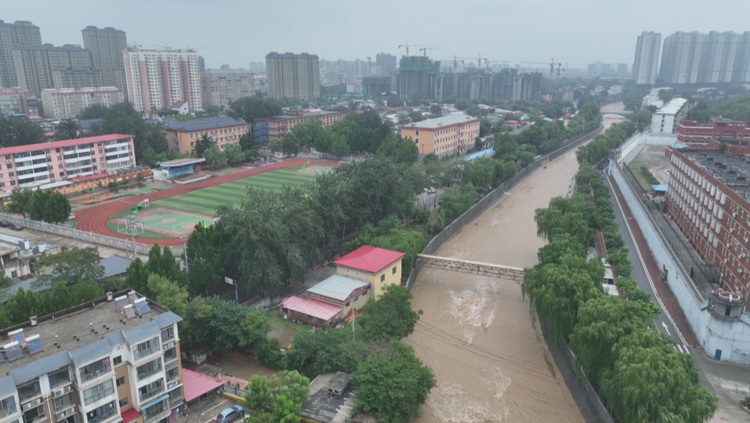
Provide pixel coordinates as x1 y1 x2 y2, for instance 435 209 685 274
139 384 165 403
18 383 41 403
86 407 116 423
133 340 160 362
167 387 183 405
163 348 177 363
49 370 72 390
79 360 111 384
137 364 163 382
142 399 169 423
83 385 114 405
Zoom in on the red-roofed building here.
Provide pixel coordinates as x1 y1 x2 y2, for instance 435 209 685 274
279 296 343 328
333 246 405 299
182 368 226 403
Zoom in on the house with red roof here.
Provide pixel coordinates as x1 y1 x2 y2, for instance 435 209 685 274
333 246 405 300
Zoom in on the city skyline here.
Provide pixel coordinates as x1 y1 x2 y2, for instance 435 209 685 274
2 0 748 70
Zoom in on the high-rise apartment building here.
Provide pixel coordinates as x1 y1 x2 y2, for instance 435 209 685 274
51 68 103 91
248 62 265 74
392 56 440 100
659 31 750 84
198 56 205 73
375 53 397 76
0 291 187 423
81 27 127 94
512 72 542 102
265 52 320 102
12 44 96 95
122 47 202 112
632 31 661 86
41 87 124 119
0 20 42 87
0 87 37 116
201 69 254 106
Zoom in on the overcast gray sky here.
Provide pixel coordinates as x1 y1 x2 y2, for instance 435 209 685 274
5 0 749 69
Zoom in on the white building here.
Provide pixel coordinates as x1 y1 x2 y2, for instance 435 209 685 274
41 87 124 119
200 69 254 106
632 31 662 85
607 85 623 96
122 47 202 113
642 87 673 109
650 98 689 134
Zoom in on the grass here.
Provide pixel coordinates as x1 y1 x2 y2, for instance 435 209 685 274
627 160 656 192
267 313 310 344
150 169 316 216
106 208 176 239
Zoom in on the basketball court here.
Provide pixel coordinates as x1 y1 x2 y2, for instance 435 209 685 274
112 206 216 237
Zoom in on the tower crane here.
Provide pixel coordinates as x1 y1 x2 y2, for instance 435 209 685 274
483 59 500 71
419 47 440 56
521 58 563 101
398 42 439 58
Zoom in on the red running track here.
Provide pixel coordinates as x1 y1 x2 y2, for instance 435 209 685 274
74 159 340 247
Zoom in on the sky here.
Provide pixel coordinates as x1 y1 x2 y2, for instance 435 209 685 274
4 0 749 70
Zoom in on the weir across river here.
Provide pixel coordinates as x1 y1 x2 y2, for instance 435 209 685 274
416 254 525 280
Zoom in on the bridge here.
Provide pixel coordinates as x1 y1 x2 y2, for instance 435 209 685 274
416 254 525 280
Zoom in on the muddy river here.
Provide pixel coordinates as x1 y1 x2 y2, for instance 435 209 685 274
408 111 626 423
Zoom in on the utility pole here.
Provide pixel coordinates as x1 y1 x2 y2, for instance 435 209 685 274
352 307 356 341
125 215 138 259
181 235 189 272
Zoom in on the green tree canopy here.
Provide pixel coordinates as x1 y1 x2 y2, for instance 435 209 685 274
228 97 283 124
0 114 45 148
224 143 245 164
376 134 419 165
55 119 80 140
204 146 227 168
196 134 215 157
236 309 272 352
281 132 301 157
33 247 103 289
358 285 421 341
6 188 33 217
185 222 228 295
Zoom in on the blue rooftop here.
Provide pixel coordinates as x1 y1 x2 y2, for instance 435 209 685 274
652 185 668 192
165 116 247 132
464 148 495 162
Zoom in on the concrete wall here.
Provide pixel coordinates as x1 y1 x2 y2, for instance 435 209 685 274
610 160 750 364
619 132 678 161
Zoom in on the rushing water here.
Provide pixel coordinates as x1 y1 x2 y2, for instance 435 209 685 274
408 113 626 423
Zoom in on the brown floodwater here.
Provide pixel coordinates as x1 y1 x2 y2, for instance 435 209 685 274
408 113 626 423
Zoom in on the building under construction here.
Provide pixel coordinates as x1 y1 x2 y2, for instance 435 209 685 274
512 72 543 102
362 76 392 97
430 67 517 102
392 56 441 100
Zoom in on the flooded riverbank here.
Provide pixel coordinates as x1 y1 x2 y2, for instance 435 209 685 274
408 113 626 423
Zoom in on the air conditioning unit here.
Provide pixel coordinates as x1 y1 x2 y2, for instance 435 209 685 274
168 381 179 389
163 341 175 350
53 389 64 398
22 399 42 411
57 407 76 420
730 228 734 233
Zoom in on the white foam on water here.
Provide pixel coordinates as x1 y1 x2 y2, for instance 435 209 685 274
446 279 497 344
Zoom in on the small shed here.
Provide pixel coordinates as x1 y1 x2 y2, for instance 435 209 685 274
652 185 667 196
279 296 343 328
152 158 206 182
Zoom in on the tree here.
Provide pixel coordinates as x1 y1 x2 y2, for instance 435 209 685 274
658 89 673 104
329 132 349 157
224 143 245 164
228 97 283 124
191 297 249 351
358 285 421 341
314 130 333 156
244 375 271 410
352 340 435 423
0 114 45 148
142 148 159 167
147 274 189 316
186 222 227 295
236 309 272 351
422 153 438 165
269 139 282 153
369 228 426 277
33 247 104 289
6 189 33 217
196 134 215 157
174 114 195 122
29 189 51 221
55 119 80 140
376 134 418 165
204 146 227 169
146 245 183 284
244 371 309 420
281 132 301 157
121 258 151 297
239 132 260 151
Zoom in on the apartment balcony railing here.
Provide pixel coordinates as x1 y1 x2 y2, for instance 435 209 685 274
133 345 160 361
79 365 111 384
86 408 116 423
137 365 163 382
139 386 165 403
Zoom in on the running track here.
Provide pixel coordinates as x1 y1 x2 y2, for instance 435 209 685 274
74 158 340 247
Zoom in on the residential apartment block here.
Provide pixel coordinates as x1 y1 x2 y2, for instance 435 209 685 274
512 72 542 102
12 45 96 96
51 68 104 94
123 47 202 113
0 291 185 423
200 69 254 107
650 98 689 134
632 31 661 85
265 52 320 102
660 31 750 84
81 27 127 93
253 110 348 142
400 114 481 157
0 134 135 190
0 20 42 87
165 116 250 153
0 88 38 116
41 87 124 119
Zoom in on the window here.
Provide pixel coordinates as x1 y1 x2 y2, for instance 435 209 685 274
86 400 116 423
161 327 174 343
119 398 128 408
0 395 17 419
392 266 397 275
116 377 125 387
380 274 385 282
83 379 114 405
113 356 122 366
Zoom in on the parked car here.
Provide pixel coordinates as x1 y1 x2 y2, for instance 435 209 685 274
427 187 437 194
9 224 22 231
0 221 9 228
216 406 244 423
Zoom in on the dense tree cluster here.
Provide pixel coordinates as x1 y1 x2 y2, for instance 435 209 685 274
0 114 45 148
688 96 750 124
7 188 71 224
524 134 717 422
576 121 635 165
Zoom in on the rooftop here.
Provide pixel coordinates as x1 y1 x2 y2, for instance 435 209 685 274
159 158 206 168
165 116 248 132
655 98 688 116
5 255 133 297
0 134 133 155
683 150 750 200
404 113 479 130
300 373 354 423
307 275 369 302
256 110 343 122
182 368 224 402
280 296 342 321
333 246 405 274
0 290 180 378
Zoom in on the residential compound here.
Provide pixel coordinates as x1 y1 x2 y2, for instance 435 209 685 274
122 47 202 113
265 52 320 102
279 246 405 328
81 27 127 95
165 116 250 153
41 87 124 119
200 69 254 106
0 291 186 423
660 31 750 84
0 88 37 116
12 44 99 96
0 20 42 88
253 110 348 142
632 31 662 85
676 118 750 153
400 114 481 157
650 98 689 134
0 134 135 190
